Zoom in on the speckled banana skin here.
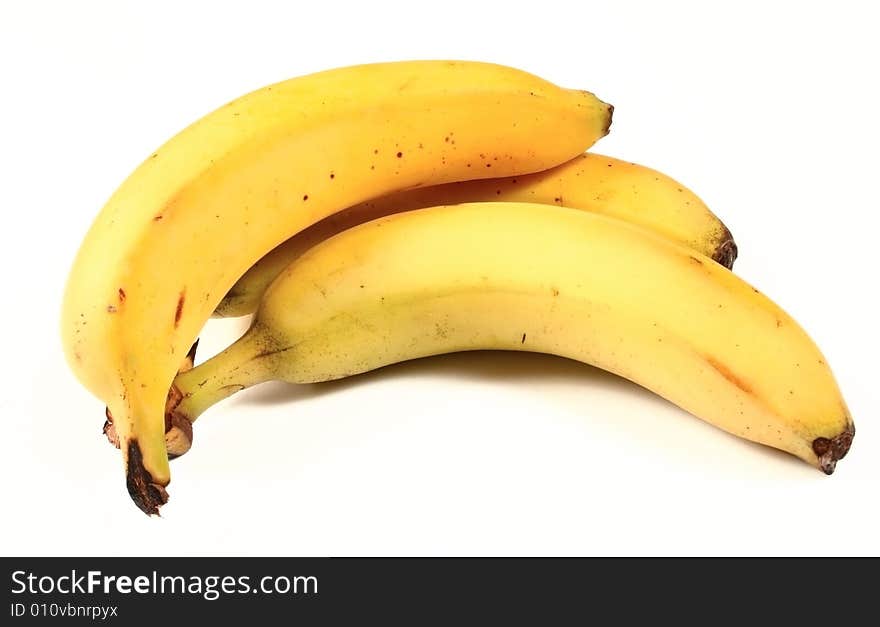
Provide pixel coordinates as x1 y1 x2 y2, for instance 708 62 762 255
215 153 737 318
61 61 612 514
171 203 853 478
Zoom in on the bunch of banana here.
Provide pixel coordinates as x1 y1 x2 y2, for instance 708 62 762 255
63 61 853 515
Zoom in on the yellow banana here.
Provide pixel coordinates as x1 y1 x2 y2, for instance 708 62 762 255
216 153 737 318
61 61 612 514
170 203 854 477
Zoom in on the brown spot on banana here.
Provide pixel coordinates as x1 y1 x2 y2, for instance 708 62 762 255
174 290 186 328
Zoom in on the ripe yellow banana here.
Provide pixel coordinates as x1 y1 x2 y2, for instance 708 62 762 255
170 203 854 476
61 61 612 514
216 153 737 318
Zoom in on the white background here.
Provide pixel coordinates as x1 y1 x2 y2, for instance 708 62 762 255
2 0 878 556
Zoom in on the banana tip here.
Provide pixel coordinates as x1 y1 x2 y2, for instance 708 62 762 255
813 423 855 475
603 103 614 136
125 440 169 516
103 407 120 449
164 378 194 458
166 410 193 459
713 237 739 269
104 401 193 459
166 339 198 458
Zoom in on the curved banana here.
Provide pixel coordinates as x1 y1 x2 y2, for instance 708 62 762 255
216 153 737 317
61 61 612 514
170 203 854 475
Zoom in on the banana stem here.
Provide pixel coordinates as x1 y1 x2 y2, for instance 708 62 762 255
171 328 275 423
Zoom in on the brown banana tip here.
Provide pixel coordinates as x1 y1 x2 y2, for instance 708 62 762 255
812 423 855 475
125 440 169 516
713 236 739 270
103 407 120 449
166 412 193 459
603 103 614 136
164 382 193 458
